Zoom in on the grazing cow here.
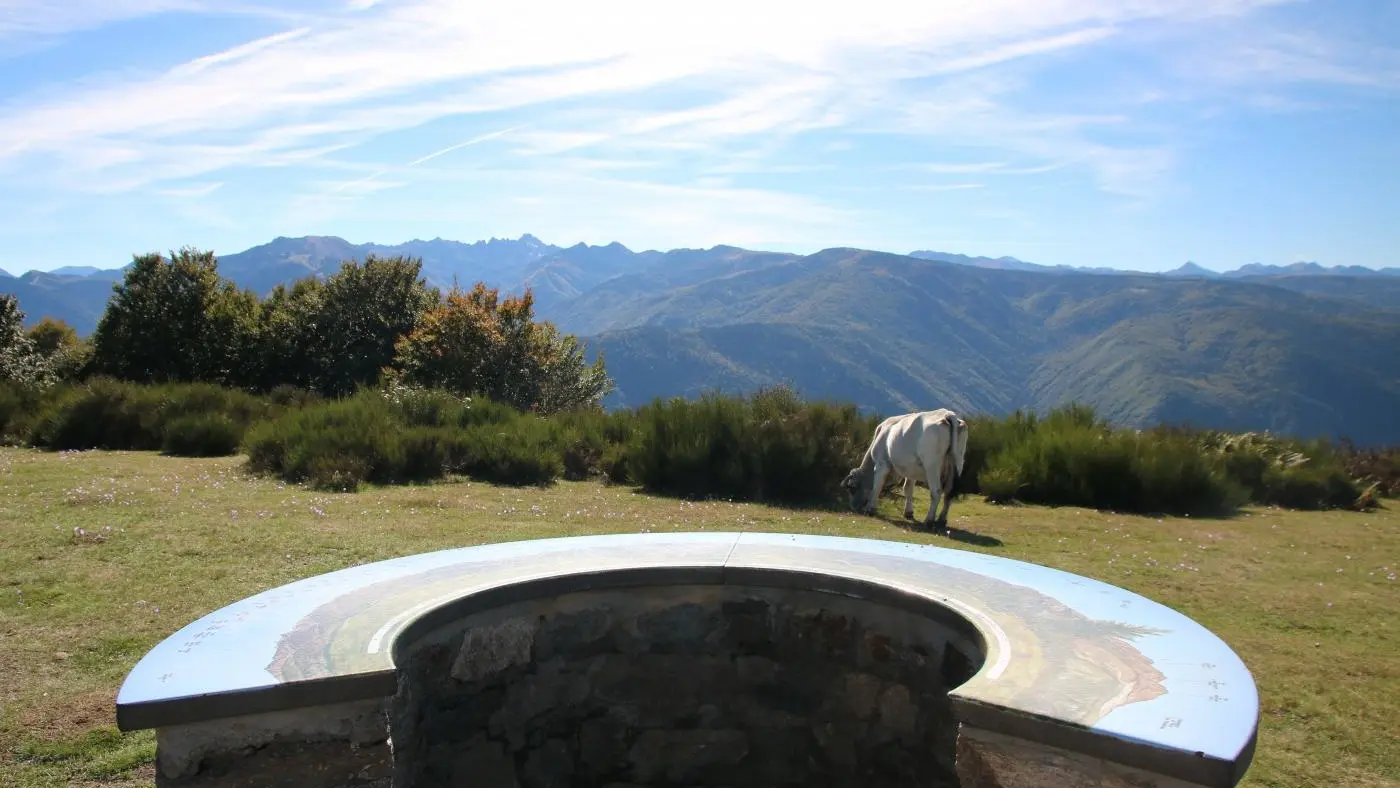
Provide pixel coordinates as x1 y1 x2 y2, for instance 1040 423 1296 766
841 408 969 532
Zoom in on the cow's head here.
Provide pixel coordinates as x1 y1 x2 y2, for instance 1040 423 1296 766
841 467 870 511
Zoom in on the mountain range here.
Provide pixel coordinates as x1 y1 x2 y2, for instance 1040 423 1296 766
3 235 1399 444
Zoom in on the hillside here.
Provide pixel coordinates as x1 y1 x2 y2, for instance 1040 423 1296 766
911 250 1400 279
577 250 1400 443
0 269 126 336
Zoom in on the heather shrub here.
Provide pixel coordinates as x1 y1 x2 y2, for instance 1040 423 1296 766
626 386 878 506
27 378 170 451
980 419 1247 516
162 413 243 457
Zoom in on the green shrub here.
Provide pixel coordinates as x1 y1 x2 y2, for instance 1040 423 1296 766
977 465 1021 503
1132 433 1249 515
396 427 453 482
10 378 271 453
600 440 635 485
252 393 406 487
242 419 287 476
626 386 877 506
963 410 1039 493
242 390 568 489
305 452 371 492
1259 464 1362 510
266 384 323 409
980 422 1246 516
161 382 267 425
162 413 243 457
448 423 562 486
26 378 168 451
0 382 44 444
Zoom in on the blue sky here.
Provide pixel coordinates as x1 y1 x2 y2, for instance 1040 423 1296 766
0 0 1397 274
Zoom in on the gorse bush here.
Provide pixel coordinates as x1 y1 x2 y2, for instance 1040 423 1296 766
963 410 1039 493
243 394 414 488
967 407 1365 514
243 390 569 490
0 382 43 444
162 413 243 457
625 386 880 506
12 378 272 454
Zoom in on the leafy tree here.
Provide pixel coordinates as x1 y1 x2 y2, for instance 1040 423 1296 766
195 282 261 389
89 248 223 383
391 282 501 398
312 255 438 397
87 247 260 388
530 320 613 413
26 317 78 356
394 283 612 413
25 317 90 382
0 294 52 386
255 279 327 392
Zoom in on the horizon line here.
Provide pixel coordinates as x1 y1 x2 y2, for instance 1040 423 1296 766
1 233 1396 279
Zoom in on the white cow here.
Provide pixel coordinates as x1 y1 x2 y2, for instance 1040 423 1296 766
841 408 969 531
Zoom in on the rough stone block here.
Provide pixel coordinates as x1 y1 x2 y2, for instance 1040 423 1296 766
450 739 518 788
577 716 631 777
155 698 388 784
843 672 883 720
635 602 723 654
534 607 614 662
877 683 919 740
719 597 773 649
627 729 750 784
521 738 573 788
452 618 538 684
489 667 593 750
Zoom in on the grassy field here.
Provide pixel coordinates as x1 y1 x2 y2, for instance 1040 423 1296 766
0 448 1396 788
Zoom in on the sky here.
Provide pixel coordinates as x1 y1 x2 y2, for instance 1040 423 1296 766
0 0 1397 275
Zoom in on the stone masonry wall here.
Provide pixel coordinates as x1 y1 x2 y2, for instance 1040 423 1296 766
153 698 392 788
390 584 983 788
954 726 1208 788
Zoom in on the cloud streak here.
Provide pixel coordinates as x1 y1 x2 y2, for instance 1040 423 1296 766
1 0 1397 261
329 125 524 195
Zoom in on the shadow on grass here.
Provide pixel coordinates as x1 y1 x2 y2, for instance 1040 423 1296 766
614 483 853 514
869 510 1006 548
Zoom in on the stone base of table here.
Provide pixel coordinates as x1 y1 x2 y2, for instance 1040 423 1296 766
955 725 1205 788
154 698 391 788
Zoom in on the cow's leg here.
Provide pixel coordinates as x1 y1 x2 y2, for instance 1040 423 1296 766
923 457 945 530
936 469 955 527
868 464 890 515
903 477 916 520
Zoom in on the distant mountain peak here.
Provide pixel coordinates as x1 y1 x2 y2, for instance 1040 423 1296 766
1163 261 1219 278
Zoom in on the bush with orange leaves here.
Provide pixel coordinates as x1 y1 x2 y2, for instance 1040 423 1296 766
391 282 612 415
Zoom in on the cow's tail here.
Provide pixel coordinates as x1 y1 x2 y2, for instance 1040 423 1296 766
951 414 968 478
945 412 968 498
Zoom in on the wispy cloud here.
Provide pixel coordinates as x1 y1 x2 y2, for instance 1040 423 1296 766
156 181 223 198
904 183 987 192
1 0 1397 261
0 0 314 44
1 0 1299 181
328 125 522 195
